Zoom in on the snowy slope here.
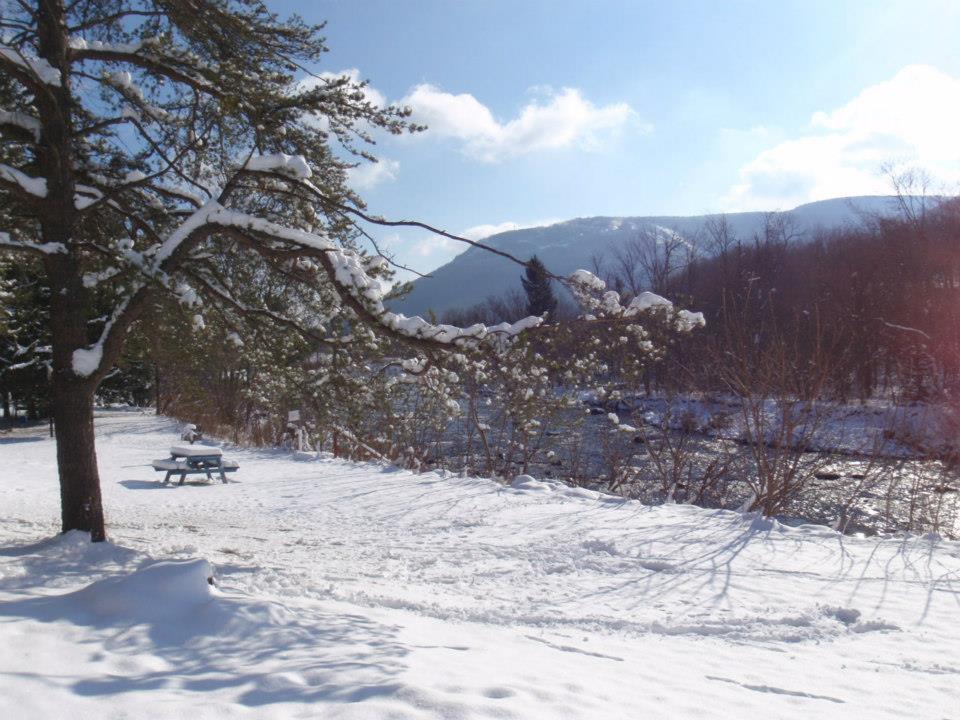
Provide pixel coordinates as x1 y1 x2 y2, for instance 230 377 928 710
393 196 907 317
0 411 958 719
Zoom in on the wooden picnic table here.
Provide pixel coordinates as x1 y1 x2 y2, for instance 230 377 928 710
152 445 238 485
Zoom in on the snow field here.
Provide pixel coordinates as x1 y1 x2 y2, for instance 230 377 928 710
0 411 958 719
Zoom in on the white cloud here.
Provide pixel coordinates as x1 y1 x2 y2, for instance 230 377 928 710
300 70 640 164
460 219 561 241
723 65 960 211
346 158 400 190
402 85 640 162
411 234 454 258
410 218 559 259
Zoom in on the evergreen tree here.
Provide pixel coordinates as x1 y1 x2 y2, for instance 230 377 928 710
0 259 52 421
0 0 489 541
521 256 557 318
0 0 699 544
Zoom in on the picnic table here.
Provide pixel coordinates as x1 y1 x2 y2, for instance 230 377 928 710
152 445 239 485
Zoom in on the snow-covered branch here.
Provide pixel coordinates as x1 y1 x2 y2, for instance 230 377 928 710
140 200 544 353
0 231 66 256
0 109 41 141
0 43 62 87
244 154 313 180
70 284 146 379
567 269 705 331
70 44 216 94
0 163 47 197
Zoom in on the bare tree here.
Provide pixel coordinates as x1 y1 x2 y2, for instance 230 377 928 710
606 226 696 298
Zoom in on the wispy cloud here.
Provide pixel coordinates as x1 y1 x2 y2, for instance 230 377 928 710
303 71 640 182
460 219 559 241
723 65 960 210
401 85 642 162
346 158 400 190
410 218 559 260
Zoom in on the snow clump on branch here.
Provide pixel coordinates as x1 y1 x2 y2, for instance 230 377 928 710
567 269 705 331
0 45 61 85
245 154 313 180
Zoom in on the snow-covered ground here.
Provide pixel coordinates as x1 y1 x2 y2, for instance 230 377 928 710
1 411 958 719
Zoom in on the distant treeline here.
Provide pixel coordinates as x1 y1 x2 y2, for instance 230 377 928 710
445 195 960 402
671 196 960 401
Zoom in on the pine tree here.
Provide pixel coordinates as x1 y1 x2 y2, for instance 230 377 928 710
0 1 701 543
521 256 557 318
0 259 52 421
0 0 526 541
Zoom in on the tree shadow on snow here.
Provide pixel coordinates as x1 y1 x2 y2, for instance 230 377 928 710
0 555 411 708
0 532 141 593
118 478 241 489
576 509 960 630
118 479 170 490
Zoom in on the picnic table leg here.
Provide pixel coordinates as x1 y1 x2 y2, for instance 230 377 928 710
163 471 172 484
219 465 227 483
205 466 213 482
179 471 187 486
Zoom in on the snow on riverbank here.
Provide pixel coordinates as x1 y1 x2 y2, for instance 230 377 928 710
1 411 958 719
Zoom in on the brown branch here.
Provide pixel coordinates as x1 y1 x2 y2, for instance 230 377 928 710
236 168 554 279
0 51 55 100
0 235 62 257
348 218 432 279
68 10 163 33
69 48 218 96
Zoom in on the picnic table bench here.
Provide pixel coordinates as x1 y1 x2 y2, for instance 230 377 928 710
152 445 239 485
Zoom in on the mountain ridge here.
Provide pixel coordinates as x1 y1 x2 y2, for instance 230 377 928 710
391 196 911 317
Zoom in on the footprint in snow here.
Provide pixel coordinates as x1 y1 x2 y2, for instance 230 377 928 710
822 606 899 633
638 559 677 573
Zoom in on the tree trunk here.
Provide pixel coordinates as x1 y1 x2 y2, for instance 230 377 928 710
35 0 107 541
46 229 105 542
52 376 105 541
45 236 105 541
47 267 106 542
52 377 104 540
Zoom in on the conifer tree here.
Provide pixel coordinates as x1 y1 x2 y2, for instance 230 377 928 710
521 255 557 318
0 0 520 541
0 0 700 543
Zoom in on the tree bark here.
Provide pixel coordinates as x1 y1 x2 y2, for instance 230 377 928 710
46 255 107 542
52 375 105 541
34 0 106 542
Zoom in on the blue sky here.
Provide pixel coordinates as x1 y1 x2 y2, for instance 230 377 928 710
275 0 960 275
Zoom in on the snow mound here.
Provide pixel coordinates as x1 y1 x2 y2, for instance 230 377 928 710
63 558 215 622
508 474 626 504
509 474 556 492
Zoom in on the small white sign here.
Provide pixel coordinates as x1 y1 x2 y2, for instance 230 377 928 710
288 410 301 423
